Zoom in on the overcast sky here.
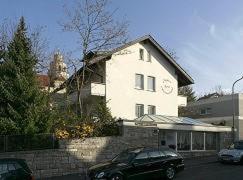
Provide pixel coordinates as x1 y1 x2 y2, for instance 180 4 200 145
2 0 243 95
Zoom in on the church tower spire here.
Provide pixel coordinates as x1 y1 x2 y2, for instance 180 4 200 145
48 51 68 88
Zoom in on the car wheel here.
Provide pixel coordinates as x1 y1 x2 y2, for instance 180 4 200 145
165 167 175 180
110 174 123 180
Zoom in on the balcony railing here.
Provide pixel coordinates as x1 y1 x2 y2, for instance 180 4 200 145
68 82 106 102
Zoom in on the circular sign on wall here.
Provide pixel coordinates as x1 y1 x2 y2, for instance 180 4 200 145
161 79 173 94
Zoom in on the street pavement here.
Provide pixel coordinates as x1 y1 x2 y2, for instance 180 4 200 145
42 156 243 180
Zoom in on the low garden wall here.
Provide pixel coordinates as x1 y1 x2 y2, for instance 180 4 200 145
0 126 158 179
0 126 231 179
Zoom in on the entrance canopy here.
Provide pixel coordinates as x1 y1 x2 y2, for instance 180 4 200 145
128 115 231 132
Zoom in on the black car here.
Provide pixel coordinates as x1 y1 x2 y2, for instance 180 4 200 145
88 147 184 180
0 158 34 180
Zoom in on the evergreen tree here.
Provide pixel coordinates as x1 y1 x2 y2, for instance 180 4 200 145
178 85 197 103
178 85 197 117
0 17 51 135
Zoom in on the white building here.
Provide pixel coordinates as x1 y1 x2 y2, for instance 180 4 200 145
62 35 232 153
66 35 193 119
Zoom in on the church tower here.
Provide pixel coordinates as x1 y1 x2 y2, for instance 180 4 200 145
48 51 68 88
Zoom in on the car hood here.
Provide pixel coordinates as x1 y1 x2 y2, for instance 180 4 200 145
219 148 243 156
89 161 128 172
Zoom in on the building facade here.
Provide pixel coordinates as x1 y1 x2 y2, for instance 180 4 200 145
62 35 232 152
184 94 243 140
67 35 193 119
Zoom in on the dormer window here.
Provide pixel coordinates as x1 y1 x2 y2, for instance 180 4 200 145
139 48 144 60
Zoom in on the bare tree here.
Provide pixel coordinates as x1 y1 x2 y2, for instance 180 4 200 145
59 0 129 117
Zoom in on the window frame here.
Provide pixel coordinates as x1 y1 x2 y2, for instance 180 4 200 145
148 105 156 115
135 104 144 118
192 132 204 150
147 76 156 91
135 74 144 90
200 108 212 115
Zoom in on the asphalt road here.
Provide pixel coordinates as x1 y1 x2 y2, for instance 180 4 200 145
176 162 243 180
43 157 243 180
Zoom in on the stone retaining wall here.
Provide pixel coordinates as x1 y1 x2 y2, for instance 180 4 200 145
0 126 158 179
0 126 230 179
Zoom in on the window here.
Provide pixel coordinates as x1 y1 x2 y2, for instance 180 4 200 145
147 50 151 62
200 108 212 115
139 48 144 60
148 105 156 115
135 152 148 161
148 151 161 159
177 131 191 151
136 104 144 117
205 133 216 150
163 150 178 157
135 74 144 89
192 132 204 150
112 151 136 163
134 152 149 164
147 76 155 91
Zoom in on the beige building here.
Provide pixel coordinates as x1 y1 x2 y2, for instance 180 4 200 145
66 35 193 119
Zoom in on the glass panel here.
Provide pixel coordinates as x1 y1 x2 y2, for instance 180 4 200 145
163 150 178 157
135 74 144 89
134 152 149 164
148 151 161 158
205 133 216 150
136 104 144 118
192 132 204 150
147 76 155 91
177 131 191 151
148 105 156 115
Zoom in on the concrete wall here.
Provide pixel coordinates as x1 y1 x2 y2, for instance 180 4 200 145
106 41 179 119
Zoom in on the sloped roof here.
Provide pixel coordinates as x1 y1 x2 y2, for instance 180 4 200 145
56 35 194 93
135 114 213 127
88 35 194 87
37 74 49 87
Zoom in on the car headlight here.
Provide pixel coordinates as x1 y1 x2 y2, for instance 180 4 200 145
96 172 105 178
234 152 242 157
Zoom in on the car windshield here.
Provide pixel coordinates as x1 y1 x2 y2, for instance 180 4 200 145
112 151 136 163
231 142 243 150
